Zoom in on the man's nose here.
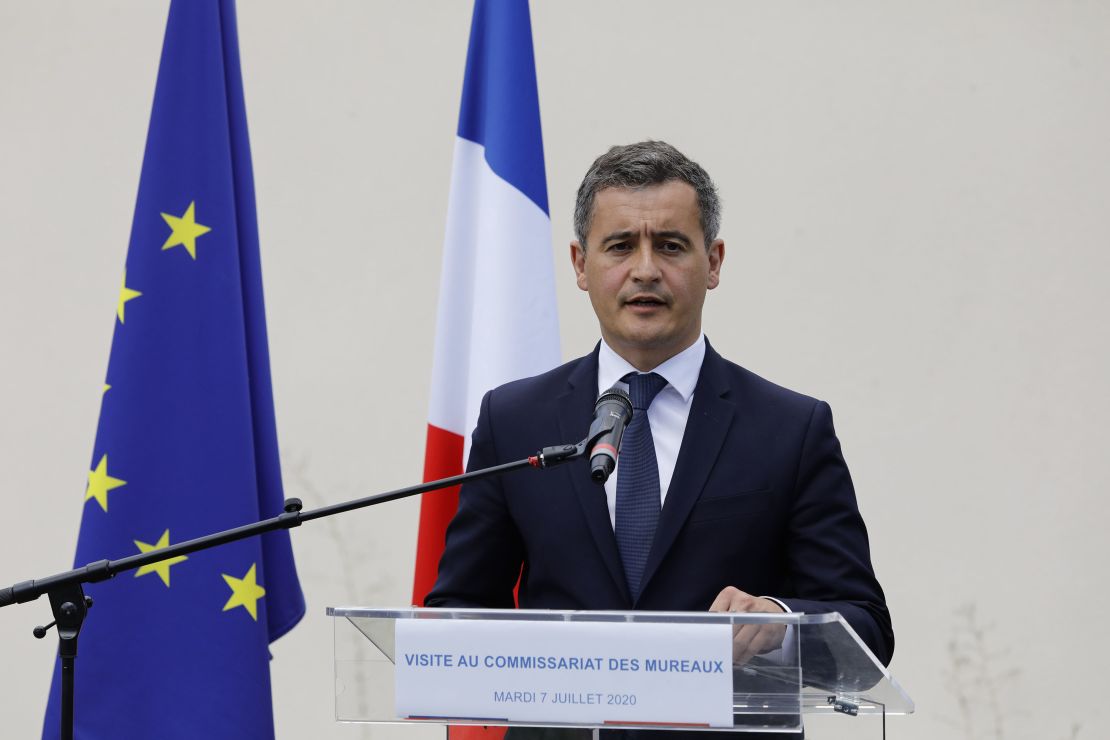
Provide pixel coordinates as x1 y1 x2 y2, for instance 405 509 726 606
629 242 661 281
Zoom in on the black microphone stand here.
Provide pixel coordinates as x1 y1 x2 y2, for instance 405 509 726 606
0 439 588 740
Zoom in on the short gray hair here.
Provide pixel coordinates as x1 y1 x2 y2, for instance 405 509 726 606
573 140 721 249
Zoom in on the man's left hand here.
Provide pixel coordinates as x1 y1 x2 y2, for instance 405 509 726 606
709 586 787 665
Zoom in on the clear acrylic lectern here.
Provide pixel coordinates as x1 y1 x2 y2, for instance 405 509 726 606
328 607 912 734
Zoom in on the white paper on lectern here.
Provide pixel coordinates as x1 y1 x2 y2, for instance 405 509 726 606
395 619 733 728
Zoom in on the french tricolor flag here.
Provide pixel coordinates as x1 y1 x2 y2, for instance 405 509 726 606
412 0 560 614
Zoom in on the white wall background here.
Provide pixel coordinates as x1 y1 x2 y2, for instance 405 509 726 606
2 2 1108 739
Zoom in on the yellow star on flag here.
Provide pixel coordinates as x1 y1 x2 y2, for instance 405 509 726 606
117 269 142 324
221 563 266 621
133 530 188 587
161 201 212 260
85 454 127 512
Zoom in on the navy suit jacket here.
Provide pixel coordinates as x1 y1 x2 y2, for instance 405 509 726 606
427 341 894 667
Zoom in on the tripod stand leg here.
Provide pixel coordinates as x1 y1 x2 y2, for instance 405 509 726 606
61 654 75 740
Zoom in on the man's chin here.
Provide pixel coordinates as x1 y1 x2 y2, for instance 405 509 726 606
609 326 680 353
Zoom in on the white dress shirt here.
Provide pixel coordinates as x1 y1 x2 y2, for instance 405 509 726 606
596 334 706 529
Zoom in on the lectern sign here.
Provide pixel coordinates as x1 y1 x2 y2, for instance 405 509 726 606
394 619 733 728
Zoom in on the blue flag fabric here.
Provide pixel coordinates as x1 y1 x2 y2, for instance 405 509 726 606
43 1 305 737
456 0 548 215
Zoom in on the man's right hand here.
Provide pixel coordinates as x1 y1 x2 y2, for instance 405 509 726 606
709 586 787 665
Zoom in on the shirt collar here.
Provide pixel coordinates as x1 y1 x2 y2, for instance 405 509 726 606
597 334 705 403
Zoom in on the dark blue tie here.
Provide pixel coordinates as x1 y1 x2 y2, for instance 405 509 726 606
615 372 669 602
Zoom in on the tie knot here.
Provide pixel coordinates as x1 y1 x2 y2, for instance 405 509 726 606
623 372 668 411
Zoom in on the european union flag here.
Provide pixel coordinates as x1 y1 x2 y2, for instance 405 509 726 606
43 1 305 737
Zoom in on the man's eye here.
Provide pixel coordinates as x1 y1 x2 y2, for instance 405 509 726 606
660 241 683 253
609 242 631 252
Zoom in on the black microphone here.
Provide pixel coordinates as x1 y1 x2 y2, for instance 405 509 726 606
587 384 633 483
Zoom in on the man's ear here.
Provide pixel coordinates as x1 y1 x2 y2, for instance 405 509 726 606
707 239 724 290
570 241 588 291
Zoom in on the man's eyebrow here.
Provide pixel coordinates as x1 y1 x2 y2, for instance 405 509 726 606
600 230 635 244
655 230 692 245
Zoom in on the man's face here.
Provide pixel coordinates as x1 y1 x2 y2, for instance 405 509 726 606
571 181 724 370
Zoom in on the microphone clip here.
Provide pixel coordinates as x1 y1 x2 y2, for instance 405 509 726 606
529 440 587 469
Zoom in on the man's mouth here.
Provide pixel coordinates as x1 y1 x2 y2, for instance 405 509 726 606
624 295 667 307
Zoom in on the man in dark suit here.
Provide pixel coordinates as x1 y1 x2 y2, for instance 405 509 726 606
426 141 893 733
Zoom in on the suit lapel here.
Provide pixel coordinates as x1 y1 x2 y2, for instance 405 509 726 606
639 342 735 599
557 347 631 604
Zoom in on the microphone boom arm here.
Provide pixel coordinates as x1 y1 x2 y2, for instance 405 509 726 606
0 438 588 610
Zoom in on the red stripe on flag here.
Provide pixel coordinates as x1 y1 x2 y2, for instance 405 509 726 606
412 423 465 606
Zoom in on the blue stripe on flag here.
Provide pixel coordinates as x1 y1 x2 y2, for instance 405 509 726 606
456 0 549 215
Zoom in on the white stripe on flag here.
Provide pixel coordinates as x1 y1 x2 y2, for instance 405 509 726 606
428 137 560 460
